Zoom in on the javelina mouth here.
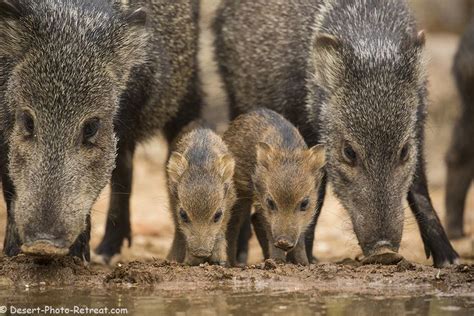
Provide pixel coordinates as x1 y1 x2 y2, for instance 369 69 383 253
361 251 404 265
363 241 399 256
274 237 295 251
190 250 212 258
359 241 404 265
21 240 69 257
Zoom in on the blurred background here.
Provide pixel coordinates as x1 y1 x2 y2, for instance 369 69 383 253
1 0 473 265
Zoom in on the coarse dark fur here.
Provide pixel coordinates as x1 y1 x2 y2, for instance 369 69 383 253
223 109 325 266
0 0 201 262
167 125 236 266
214 0 458 267
445 17 474 240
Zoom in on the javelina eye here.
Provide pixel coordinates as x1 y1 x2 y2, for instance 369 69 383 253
179 208 190 223
400 143 410 163
266 198 276 211
19 111 35 138
300 197 310 211
342 142 357 166
213 209 223 223
82 118 100 145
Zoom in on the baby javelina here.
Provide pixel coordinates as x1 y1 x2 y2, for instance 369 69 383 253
224 109 325 266
167 125 236 266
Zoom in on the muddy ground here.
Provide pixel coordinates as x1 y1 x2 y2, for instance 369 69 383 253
0 0 473 299
0 255 472 298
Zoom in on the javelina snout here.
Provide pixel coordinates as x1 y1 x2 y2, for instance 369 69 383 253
274 237 295 251
327 137 417 257
10 118 117 256
185 231 215 258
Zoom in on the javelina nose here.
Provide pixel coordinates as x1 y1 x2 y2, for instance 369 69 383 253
191 248 212 258
372 240 396 255
274 237 294 251
21 233 69 256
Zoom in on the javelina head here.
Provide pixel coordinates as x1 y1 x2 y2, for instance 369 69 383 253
168 152 235 258
0 0 148 256
308 30 426 256
253 143 325 251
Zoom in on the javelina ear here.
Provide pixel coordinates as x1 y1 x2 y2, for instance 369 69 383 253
108 7 148 85
167 152 188 184
124 7 147 26
315 33 342 51
312 33 344 91
256 142 274 170
218 154 235 184
0 0 22 18
415 30 426 48
0 0 26 58
307 144 325 174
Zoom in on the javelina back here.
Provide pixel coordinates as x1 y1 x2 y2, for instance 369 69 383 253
445 17 474 239
0 0 201 262
223 109 325 266
167 124 236 265
214 0 458 267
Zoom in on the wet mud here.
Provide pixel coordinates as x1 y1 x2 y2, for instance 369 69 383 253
0 255 472 297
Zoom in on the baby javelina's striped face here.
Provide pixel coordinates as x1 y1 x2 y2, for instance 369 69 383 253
167 152 236 265
253 143 325 253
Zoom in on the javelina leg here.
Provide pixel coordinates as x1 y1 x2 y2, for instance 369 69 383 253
2 170 21 257
305 172 327 263
408 141 459 267
287 235 309 265
226 198 252 267
210 232 227 265
445 116 474 239
236 215 252 265
167 228 186 263
251 211 270 259
68 214 91 261
95 141 135 263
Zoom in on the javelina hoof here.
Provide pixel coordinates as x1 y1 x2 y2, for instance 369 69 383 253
264 259 279 270
90 252 120 266
209 260 227 267
21 241 69 257
396 258 415 272
361 252 404 266
309 255 319 264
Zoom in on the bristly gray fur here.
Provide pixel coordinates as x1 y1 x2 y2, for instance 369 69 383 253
444 17 474 239
0 0 201 259
213 0 458 264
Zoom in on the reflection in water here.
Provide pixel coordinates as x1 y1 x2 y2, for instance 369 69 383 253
0 286 472 315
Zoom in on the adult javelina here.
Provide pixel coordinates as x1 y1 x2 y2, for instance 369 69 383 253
0 0 201 261
214 0 459 267
167 126 236 266
445 18 474 239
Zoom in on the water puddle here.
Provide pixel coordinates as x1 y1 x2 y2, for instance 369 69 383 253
0 286 473 315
